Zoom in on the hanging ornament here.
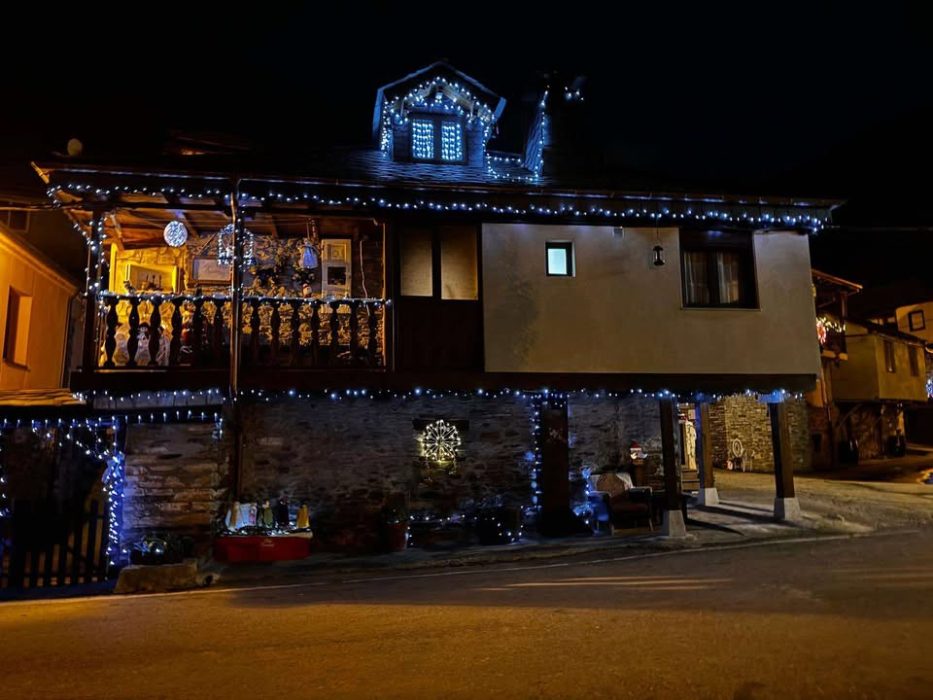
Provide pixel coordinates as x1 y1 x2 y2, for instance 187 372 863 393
242 230 256 267
301 219 320 269
216 224 235 266
163 220 188 248
653 244 665 266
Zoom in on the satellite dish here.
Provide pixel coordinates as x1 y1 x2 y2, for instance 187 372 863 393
66 138 84 157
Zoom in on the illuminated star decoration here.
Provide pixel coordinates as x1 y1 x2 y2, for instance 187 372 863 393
421 419 461 463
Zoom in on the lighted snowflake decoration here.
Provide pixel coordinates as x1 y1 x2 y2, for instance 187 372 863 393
421 419 461 463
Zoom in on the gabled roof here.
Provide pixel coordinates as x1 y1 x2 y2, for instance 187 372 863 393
372 61 507 139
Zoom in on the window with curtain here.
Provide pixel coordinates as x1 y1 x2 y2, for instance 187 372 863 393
680 230 757 308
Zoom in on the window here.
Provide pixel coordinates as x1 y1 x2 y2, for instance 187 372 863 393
883 339 896 373
1 210 29 232
546 242 574 277
680 230 757 308
3 288 32 367
909 346 921 377
411 119 435 161
410 116 464 163
399 226 479 300
908 309 925 332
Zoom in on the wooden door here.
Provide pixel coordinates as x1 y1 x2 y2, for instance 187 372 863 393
395 224 483 371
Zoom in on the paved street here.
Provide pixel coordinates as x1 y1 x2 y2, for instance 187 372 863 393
1 530 931 699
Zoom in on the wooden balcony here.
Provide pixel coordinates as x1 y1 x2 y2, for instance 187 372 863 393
73 292 389 391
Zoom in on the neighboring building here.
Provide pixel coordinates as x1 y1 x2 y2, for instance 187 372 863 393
18 62 837 561
0 201 79 394
806 270 929 467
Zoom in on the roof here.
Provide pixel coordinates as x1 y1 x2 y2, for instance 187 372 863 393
849 318 928 345
372 61 507 139
811 269 862 293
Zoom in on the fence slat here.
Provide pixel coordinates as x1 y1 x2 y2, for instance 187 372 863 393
70 507 84 585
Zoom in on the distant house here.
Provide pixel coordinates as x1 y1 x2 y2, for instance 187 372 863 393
0 200 79 396
806 270 928 467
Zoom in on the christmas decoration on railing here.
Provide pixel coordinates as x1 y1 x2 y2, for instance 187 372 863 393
816 314 845 346
51 180 829 231
216 223 235 266
927 377 933 400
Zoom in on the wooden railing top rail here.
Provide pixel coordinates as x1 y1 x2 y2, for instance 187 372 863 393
98 292 390 306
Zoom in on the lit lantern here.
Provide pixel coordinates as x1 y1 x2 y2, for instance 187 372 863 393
652 244 665 266
163 220 188 248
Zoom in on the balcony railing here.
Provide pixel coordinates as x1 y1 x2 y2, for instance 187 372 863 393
95 292 387 371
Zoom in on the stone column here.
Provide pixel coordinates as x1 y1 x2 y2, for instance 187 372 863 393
768 401 802 521
696 402 719 505
660 397 687 537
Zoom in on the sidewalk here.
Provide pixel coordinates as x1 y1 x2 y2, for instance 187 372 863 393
204 497 860 591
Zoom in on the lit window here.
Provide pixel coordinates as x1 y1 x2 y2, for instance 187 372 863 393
3 288 32 367
884 339 896 373
411 119 435 160
546 242 573 277
440 122 463 162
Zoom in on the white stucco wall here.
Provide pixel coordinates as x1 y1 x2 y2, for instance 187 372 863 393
482 224 820 378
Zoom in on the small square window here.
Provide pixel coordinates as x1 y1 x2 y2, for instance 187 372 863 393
908 309 925 332
546 242 574 277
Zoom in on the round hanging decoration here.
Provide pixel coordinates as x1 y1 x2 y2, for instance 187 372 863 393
163 220 188 248
421 419 461 463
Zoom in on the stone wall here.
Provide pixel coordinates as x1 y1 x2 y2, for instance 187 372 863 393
238 396 536 546
567 395 663 470
122 422 230 548
708 395 810 473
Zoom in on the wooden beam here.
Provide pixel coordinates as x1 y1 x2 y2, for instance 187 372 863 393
768 402 796 499
698 402 715 490
659 398 681 511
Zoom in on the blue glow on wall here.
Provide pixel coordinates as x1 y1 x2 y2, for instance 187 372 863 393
440 121 463 162
412 119 435 160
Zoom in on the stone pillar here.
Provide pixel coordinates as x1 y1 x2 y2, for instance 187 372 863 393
768 401 802 521
696 402 719 505
660 397 686 537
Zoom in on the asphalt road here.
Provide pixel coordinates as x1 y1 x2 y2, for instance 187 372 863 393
1 531 931 699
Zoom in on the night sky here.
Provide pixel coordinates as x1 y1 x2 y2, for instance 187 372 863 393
4 2 932 286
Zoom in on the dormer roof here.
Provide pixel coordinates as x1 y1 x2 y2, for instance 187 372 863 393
371 61 506 141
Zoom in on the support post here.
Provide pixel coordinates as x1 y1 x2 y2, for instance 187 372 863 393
768 401 801 521
228 185 245 499
659 397 686 537
538 395 573 536
696 402 719 506
80 209 106 374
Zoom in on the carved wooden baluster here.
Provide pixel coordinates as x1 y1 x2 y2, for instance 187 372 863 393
249 299 260 365
348 300 360 366
289 300 301 367
148 296 162 366
212 299 224 366
192 297 205 367
126 297 141 367
329 301 340 366
309 301 320 366
367 302 379 366
169 298 182 366
103 296 118 368
269 300 281 366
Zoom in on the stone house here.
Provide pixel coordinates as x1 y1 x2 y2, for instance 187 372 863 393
17 62 836 559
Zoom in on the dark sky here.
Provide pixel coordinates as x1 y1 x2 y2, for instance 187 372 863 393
5 1 933 284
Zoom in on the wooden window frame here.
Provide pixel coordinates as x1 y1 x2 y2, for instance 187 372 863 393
3 287 32 369
398 225 481 301
679 229 758 309
908 309 925 332
409 114 466 164
545 241 574 277
909 345 921 377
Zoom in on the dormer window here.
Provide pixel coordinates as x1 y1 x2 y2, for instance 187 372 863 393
410 115 464 163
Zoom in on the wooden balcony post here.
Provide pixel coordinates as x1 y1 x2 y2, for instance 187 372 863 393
229 192 244 398
80 209 107 373
538 394 573 537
